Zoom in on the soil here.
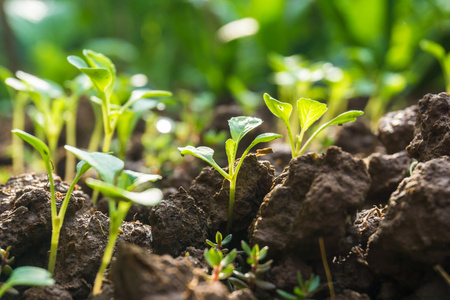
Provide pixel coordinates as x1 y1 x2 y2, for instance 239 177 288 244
1 92 450 299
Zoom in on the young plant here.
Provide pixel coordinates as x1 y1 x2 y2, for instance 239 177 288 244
0 247 14 277
65 146 163 295
67 49 172 153
11 130 95 275
206 231 232 253
264 93 363 158
203 248 237 283
6 71 65 165
179 116 282 233
277 272 320 300
228 241 275 291
0 266 54 298
420 39 450 93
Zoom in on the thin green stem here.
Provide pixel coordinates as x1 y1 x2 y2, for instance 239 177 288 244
0 281 12 298
12 93 28 174
65 95 78 181
285 122 296 159
226 178 236 235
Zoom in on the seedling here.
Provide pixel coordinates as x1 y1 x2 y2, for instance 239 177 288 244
67 49 172 153
6 71 65 165
203 248 237 283
0 266 54 298
179 116 282 233
11 130 95 275
264 93 363 158
420 39 450 93
228 241 275 291
277 272 320 300
0 247 14 277
65 146 163 295
206 231 232 253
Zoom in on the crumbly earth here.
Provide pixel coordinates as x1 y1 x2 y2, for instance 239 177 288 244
334 120 382 157
250 146 370 260
406 92 450 161
366 157 450 293
377 105 417 154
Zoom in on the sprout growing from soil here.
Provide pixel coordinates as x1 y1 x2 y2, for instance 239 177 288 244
229 241 275 292
277 271 320 300
11 129 95 275
0 247 14 277
420 40 450 93
206 231 232 253
65 146 163 295
264 93 364 158
203 248 237 283
0 266 55 298
67 49 172 154
179 116 282 233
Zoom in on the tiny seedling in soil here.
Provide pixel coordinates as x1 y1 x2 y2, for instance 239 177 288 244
0 266 54 298
229 241 275 292
65 146 163 295
277 271 320 300
179 116 282 233
206 231 233 253
420 39 450 93
67 49 172 153
203 248 237 283
264 93 363 158
0 247 14 277
10 129 93 275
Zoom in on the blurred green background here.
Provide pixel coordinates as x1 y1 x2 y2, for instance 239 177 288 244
1 0 450 113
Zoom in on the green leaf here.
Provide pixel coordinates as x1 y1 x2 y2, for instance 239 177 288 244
117 170 161 191
122 89 172 112
5 77 29 92
219 265 234 279
259 246 268 260
222 234 232 246
86 178 163 206
228 116 262 144
178 146 229 179
420 39 445 61
221 249 237 267
16 71 63 99
204 248 222 267
7 266 54 287
241 241 252 256
12 129 50 160
309 274 320 291
206 240 217 248
246 133 282 152
225 138 236 167
67 55 89 69
299 110 364 155
277 289 299 300
254 279 276 290
297 98 327 132
64 146 124 184
293 287 306 297
215 231 223 244
263 93 292 126
228 277 248 289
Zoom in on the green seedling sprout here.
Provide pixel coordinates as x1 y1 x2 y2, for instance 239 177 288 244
277 272 320 300
420 39 450 93
264 93 363 158
0 266 54 298
11 130 96 275
67 49 172 153
203 248 237 283
229 241 275 291
206 231 232 253
65 146 163 295
6 72 65 165
0 247 14 277
179 116 282 233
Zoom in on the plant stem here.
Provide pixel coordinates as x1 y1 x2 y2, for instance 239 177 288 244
48 170 84 274
44 160 56 274
0 281 12 298
319 237 335 300
64 95 78 182
92 200 130 295
226 178 236 234
12 92 28 174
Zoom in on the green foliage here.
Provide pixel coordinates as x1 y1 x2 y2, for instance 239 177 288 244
0 247 14 277
420 39 450 93
264 93 363 157
65 146 162 295
179 116 281 233
0 266 54 298
203 248 237 282
229 241 275 292
277 272 320 300
206 232 233 253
